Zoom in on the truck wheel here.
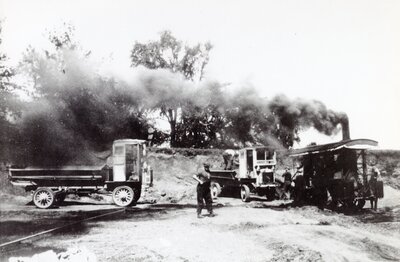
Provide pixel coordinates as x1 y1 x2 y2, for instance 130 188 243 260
354 199 366 210
112 186 134 207
33 188 55 209
240 185 251 202
211 182 222 199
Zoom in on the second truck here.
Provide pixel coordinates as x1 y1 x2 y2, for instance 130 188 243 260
209 146 279 202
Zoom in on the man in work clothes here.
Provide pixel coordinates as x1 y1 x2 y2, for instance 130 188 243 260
193 163 215 218
223 149 239 170
282 168 293 199
369 167 382 210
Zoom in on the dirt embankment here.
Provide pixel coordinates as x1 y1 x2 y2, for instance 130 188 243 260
368 150 400 190
145 150 223 203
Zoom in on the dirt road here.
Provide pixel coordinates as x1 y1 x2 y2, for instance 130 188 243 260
1 186 400 262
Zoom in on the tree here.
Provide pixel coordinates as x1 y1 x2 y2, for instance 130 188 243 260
130 31 212 147
16 25 150 165
0 21 18 118
0 21 21 163
175 82 226 148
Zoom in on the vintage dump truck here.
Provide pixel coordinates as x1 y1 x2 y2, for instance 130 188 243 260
289 139 384 210
8 139 153 209
209 146 278 202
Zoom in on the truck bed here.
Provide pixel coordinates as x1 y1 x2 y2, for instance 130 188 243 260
8 165 110 187
209 169 242 187
209 169 236 178
209 169 276 188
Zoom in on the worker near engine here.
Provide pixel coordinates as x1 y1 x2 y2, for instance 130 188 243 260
293 174 306 207
223 149 238 170
369 167 382 210
282 168 293 197
192 163 215 218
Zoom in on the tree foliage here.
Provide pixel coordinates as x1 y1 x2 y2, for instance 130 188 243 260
0 22 18 118
131 31 212 82
130 31 212 147
0 21 22 162
175 83 226 148
15 26 150 165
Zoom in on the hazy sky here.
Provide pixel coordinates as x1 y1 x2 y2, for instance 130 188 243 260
1 0 399 149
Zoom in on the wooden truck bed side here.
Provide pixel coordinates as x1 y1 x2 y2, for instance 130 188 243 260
8 165 109 187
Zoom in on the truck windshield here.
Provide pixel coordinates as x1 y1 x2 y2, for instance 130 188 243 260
114 146 124 155
256 149 274 160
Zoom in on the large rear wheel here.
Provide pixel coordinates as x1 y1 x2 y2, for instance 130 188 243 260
240 185 251 202
112 186 135 207
33 188 55 209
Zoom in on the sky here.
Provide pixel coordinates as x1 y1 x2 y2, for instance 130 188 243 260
1 0 399 149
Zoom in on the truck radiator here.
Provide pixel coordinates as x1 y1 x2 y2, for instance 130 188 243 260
262 172 274 184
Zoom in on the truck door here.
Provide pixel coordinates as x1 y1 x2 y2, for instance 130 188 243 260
238 150 247 178
247 150 254 173
113 144 126 181
125 144 138 181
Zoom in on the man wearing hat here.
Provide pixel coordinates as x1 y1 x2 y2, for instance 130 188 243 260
369 167 382 210
192 163 215 218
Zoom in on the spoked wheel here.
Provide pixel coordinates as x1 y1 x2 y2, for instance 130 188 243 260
112 186 135 207
33 188 55 209
354 199 366 210
211 182 222 199
240 185 251 202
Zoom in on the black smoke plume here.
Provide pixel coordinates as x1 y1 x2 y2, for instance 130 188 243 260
12 47 349 165
14 48 150 166
268 94 348 147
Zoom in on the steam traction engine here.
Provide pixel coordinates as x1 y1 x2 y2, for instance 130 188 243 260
8 139 153 209
289 139 384 210
210 146 278 202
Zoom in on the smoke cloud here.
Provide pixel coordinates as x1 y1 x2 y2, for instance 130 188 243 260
12 48 349 166
14 48 150 166
268 94 347 136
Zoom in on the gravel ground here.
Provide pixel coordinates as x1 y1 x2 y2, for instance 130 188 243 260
1 186 400 262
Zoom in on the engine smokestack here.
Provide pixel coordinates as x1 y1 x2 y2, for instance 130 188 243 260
341 115 350 140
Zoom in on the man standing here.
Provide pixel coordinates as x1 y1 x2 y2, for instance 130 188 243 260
282 168 292 199
193 163 215 218
369 167 382 210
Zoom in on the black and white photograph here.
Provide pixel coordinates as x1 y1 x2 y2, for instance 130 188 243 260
0 0 399 261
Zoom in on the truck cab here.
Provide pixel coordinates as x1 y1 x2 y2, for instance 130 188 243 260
209 146 278 202
238 147 276 186
106 139 153 206
112 139 152 185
